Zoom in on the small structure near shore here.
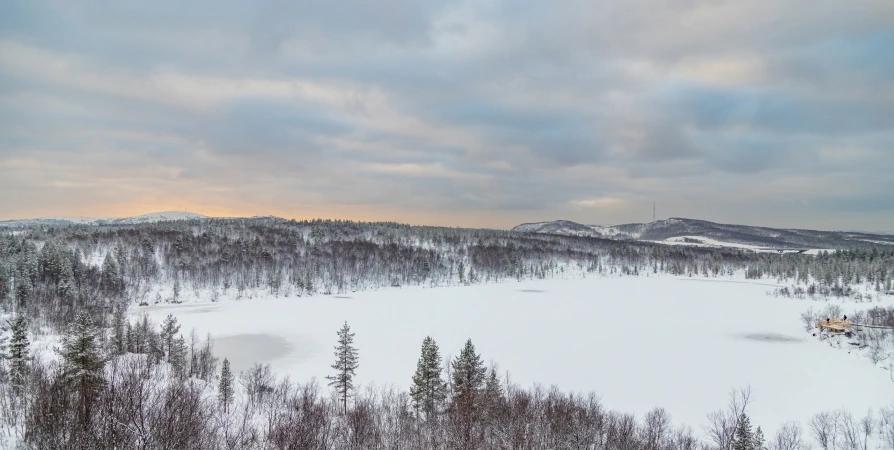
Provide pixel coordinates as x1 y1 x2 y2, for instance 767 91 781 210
816 318 853 334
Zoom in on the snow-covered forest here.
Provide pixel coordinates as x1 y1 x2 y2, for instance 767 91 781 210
2 310 894 449
0 218 893 449
2 217 893 329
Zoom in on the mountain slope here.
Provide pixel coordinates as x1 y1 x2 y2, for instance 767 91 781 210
511 218 894 249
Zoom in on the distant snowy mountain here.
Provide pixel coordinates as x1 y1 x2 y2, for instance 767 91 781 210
511 218 894 250
0 211 209 228
109 211 208 224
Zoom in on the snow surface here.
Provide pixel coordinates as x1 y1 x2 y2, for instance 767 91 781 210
655 236 767 251
137 275 894 437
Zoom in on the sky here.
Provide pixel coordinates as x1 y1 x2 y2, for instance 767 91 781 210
1 1 893 231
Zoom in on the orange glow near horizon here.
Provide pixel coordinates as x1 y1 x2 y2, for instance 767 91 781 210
1 200 543 230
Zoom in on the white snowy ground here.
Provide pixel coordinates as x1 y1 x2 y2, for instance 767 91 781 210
138 275 894 436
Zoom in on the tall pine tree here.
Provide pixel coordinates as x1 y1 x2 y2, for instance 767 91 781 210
451 339 486 407
109 305 127 355
159 314 181 361
483 363 503 412
60 312 106 427
8 313 29 393
752 426 765 450
410 336 446 420
219 357 234 413
101 253 120 294
450 339 486 449
733 413 755 450
327 321 358 414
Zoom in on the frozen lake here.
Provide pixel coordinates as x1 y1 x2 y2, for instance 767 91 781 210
138 275 894 435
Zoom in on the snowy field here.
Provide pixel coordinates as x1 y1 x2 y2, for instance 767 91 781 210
137 275 894 435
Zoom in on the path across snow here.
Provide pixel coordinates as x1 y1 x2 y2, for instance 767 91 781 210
138 275 894 436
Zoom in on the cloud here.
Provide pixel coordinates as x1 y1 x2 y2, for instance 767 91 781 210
571 198 625 210
0 0 892 230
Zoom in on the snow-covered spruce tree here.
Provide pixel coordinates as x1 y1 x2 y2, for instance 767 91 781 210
451 340 486 405
159 313 181 361
450 339 486 449
56 257 76 304
410 336 446 420
481 362 505 445
173 276 181 303
14 260 33 306
753 426 766 450
8 312 29 392
101 252 120 294
483 363 503 412
170 335 187 379
733 413 755 450
0 321 7 381
0 261 10 304
219 357 234 413
327 321 358 415
109 304 127 355
125 321 136 354
60 311 106 426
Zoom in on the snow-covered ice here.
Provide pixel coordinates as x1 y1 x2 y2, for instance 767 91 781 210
138 275 894 436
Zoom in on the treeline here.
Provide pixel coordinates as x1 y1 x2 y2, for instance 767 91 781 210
1 218 893 331
2 313 893 449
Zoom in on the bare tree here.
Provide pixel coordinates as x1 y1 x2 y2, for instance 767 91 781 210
810 411 837 450
859 410 874 450
880 406 894 450
240 363 274 410
838 410 860 450
643 407 672 450
769 422 805 450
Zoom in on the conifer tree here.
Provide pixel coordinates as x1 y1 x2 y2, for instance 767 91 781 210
170 335 187 379
8 313 29 393
327 321 358 414
159 314 181 361
452 339 486 406
60 312 106 426
410 336 445 419
450 339 486 449
14 261 33 305
101 253 120 293
57 258 76 302
0 320 8 381
125 321 136 353
173 277 181 302
0 261 10 303
219 357 234 413
110 305 127 355
752 426 765 450
733 413 755 450
483 363 503 411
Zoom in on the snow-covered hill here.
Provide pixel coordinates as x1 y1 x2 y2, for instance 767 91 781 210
512 218 894 250
108 211 208 224
0 211 209 228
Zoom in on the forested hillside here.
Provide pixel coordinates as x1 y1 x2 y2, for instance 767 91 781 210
1 217 893 331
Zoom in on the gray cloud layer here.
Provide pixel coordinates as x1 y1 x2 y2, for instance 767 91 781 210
1 0 893 230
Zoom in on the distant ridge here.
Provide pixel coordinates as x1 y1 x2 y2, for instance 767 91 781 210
511 218 894 250
0 211 209 228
